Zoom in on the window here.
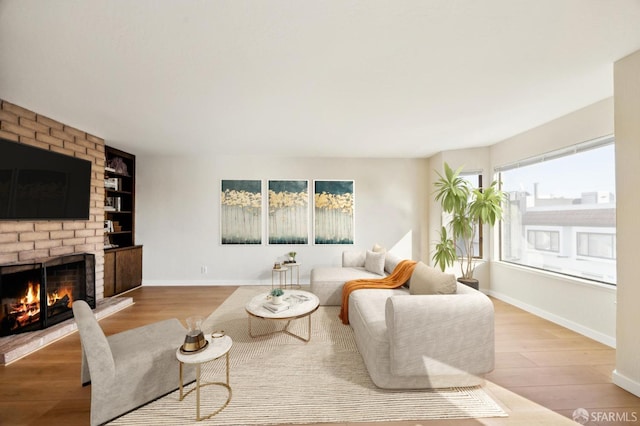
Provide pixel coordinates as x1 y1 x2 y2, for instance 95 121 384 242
498 137 616 285
577 232 616 260
527 230 560 252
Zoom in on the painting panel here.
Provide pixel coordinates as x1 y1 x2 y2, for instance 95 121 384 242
314 180 354 245
220 179 262 244
268 180 309 244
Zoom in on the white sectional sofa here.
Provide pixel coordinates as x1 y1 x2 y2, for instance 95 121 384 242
310 249 404 305
310 250 495 389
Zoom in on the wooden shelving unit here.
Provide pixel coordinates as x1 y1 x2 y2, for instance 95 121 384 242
103 146 142 297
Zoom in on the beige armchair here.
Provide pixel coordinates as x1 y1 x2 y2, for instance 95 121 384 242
72 300 196 425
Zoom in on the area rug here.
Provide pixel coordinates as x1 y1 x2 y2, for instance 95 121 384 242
109 286 507 425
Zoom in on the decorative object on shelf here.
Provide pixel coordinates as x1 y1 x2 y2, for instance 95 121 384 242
287 251 297 262
269 288 285 305
107 156 130 176
103 234 118 249
220 179 262 245
314 180 355 245
211 330 225 340
105 196 121 212
432 162 505 288
273 262 281 270
268 180 309 244
104 177 120 190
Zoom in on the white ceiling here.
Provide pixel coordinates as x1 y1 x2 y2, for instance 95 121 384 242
1 1 640 158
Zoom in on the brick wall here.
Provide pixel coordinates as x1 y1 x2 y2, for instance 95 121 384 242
0 99 105 299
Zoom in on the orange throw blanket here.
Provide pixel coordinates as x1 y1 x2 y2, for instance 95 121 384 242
339 260 417 324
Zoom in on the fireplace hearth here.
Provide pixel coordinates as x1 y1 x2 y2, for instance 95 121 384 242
0 253 95 337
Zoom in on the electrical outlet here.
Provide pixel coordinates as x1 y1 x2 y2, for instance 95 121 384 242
201 265 208 274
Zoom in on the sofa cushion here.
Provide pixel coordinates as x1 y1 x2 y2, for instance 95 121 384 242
384 252 403 274
343 250 366 267
310 266 387 305
409 262 457 295
384 286 494 386
372 243 386 253
365 250 386 275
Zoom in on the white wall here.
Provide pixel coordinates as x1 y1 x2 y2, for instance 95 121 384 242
613 49 640 397
135 155 428 285
488 97 617 346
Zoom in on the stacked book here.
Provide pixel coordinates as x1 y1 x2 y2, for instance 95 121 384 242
288 293 310 302
263 302 290 313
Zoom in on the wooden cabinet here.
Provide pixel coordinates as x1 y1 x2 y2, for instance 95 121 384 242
104 146 142 296
103 249 116 297
103 246 143 297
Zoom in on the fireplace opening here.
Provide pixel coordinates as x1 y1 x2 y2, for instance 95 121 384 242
0 253 95 336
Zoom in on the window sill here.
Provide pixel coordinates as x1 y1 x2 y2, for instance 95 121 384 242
493 261 617 292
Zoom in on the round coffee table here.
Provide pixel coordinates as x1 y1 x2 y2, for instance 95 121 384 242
245 290 319 342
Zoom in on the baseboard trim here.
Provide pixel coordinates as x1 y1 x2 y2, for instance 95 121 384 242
488 289 616 348
613 369 640 398
141 280 308 286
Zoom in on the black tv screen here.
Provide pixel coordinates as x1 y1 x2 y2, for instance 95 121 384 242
0 138 92 220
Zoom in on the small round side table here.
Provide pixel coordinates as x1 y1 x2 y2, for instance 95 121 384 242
285 262 301 289
176 335 233 421
271 266 288 289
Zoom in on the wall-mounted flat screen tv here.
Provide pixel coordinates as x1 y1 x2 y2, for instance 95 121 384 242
0 138 92 220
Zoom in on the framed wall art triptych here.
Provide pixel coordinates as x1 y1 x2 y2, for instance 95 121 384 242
268 180 309 245
220 179 263 245
219 179 354 245
313 180 354 245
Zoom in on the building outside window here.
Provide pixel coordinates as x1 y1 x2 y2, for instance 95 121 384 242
498 137 616 285
577 232 616 259
527 229 560 252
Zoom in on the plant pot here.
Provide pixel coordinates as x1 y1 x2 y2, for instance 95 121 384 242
271 295 283 305
457 277 479 290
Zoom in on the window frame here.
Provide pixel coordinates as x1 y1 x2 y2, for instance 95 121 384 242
496 136 616 285
456 172 483 259
527 229 560 253
576 231 616 260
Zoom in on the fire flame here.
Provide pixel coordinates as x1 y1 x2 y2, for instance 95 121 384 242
22 282 39 303
20 282 40 317
47 286 74 306
9 282 75 331
17 282 74 308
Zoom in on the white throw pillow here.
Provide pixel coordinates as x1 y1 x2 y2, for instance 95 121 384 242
364 250 386 276
372 243 386 253
409 262 457 295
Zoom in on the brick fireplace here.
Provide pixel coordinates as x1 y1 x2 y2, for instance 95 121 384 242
0 100 120 363
0 100 105 299
0 253 95 336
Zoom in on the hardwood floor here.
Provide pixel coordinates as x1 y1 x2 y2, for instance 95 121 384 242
0 286 638 426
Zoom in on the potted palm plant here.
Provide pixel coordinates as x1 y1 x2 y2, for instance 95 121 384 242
432 162 505 288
